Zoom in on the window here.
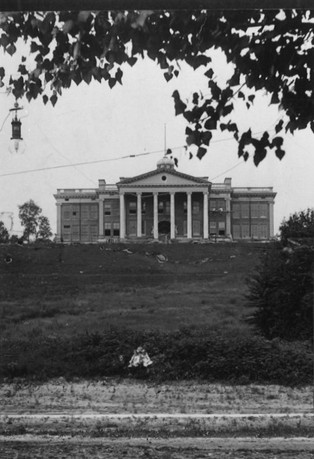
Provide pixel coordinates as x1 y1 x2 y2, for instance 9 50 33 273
193 220 201 236
218 221 225 236
193 201 200 213
141 220 146 235
129 201 136 214
252 223 268 239
183 201 187 214
232 224 241 239
104 223 111 236
209 200 216 211
216 199 226 211
104 203 111 216
165 201 170 214
241 203 249 219
158 201 164 214
242 224 250 238
210 221 217 234
142 202 146 214
63 225 70 228
113 223 120 236
259 203 268 218
232 203 240 219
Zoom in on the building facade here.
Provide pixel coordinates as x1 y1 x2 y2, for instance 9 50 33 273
54 156 276 243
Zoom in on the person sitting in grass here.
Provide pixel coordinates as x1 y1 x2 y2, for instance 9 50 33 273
128 346 152 378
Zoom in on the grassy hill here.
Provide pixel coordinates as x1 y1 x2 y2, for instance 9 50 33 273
0 241 268 334
0 241 312 384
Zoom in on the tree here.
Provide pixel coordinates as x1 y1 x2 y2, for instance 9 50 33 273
280 208 314 243
0 9 313 165
18 199 52 241
246 210 313 341
37 215 53 240
0 221 10 243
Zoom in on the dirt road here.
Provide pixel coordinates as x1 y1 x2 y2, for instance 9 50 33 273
1 436 314 458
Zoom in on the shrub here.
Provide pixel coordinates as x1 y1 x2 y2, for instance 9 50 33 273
280 208 314 243
246 243 313 341
0 327 312 385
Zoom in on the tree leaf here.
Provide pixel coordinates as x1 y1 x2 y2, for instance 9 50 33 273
42 94 48 105
275 119 284 133
204 119 217 130
196 146 207 160
275 148 285 160
6 43 16 55
192 92 199 105
115 67 123 84
204 68 214 79
164 72 173 82
50 94 57 106
0 67 4 78
270 92 280 104
109 77 116 88
201 131 212 146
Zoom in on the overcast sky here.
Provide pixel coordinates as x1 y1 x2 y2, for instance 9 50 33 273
0 35 314 236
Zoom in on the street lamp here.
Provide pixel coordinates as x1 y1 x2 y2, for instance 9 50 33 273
9 101 25 154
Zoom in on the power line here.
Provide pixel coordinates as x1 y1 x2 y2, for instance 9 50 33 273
0 125 279 179
0 112 10 133
209 158 246 181
0 146 184 178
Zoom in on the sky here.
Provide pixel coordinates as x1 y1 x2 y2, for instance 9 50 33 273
0 33 314 237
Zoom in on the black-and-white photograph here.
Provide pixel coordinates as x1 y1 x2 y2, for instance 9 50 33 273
0 1 313 458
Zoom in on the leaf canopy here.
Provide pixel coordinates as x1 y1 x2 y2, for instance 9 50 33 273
1 9 313 164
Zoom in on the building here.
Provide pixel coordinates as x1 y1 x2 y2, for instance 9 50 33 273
54 156 276 243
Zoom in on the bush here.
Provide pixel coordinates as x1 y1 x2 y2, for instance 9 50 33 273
246 243 313 341
280 208 314 243
0 327 312 385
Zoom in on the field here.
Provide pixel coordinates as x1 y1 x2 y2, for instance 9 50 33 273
0 241 312 385
0 241 265 336
1 241 313 457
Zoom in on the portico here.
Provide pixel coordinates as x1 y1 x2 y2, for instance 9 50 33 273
117 156 211 240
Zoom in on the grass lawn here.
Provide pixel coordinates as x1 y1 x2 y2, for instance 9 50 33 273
0 241 311 384
0 241 267 338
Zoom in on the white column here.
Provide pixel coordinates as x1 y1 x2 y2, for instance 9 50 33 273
98 198 104 239
119 192 125 239
56 203 62 242
187 192 192 239
269 201 274 238
203 192 209 239
226 195 231 237
153 192 158 239
137 192 142 238
170 192 175 239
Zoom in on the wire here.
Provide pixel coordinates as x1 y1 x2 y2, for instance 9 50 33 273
209 158 246 181
35 121 97 187
0 124 280 179
0 146 184 178
0 113 10 133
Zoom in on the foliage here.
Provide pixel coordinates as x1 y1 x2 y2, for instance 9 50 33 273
0 10 313 165
1 326 312 385
247 242 313 341
18 199 52 241
280 208 314 243
0 221 9 243
37 215 53 240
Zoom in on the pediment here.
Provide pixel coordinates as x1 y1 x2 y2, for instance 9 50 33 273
118 169 210 188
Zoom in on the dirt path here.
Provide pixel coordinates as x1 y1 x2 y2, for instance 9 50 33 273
1 436 314 459
1 380 312 414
